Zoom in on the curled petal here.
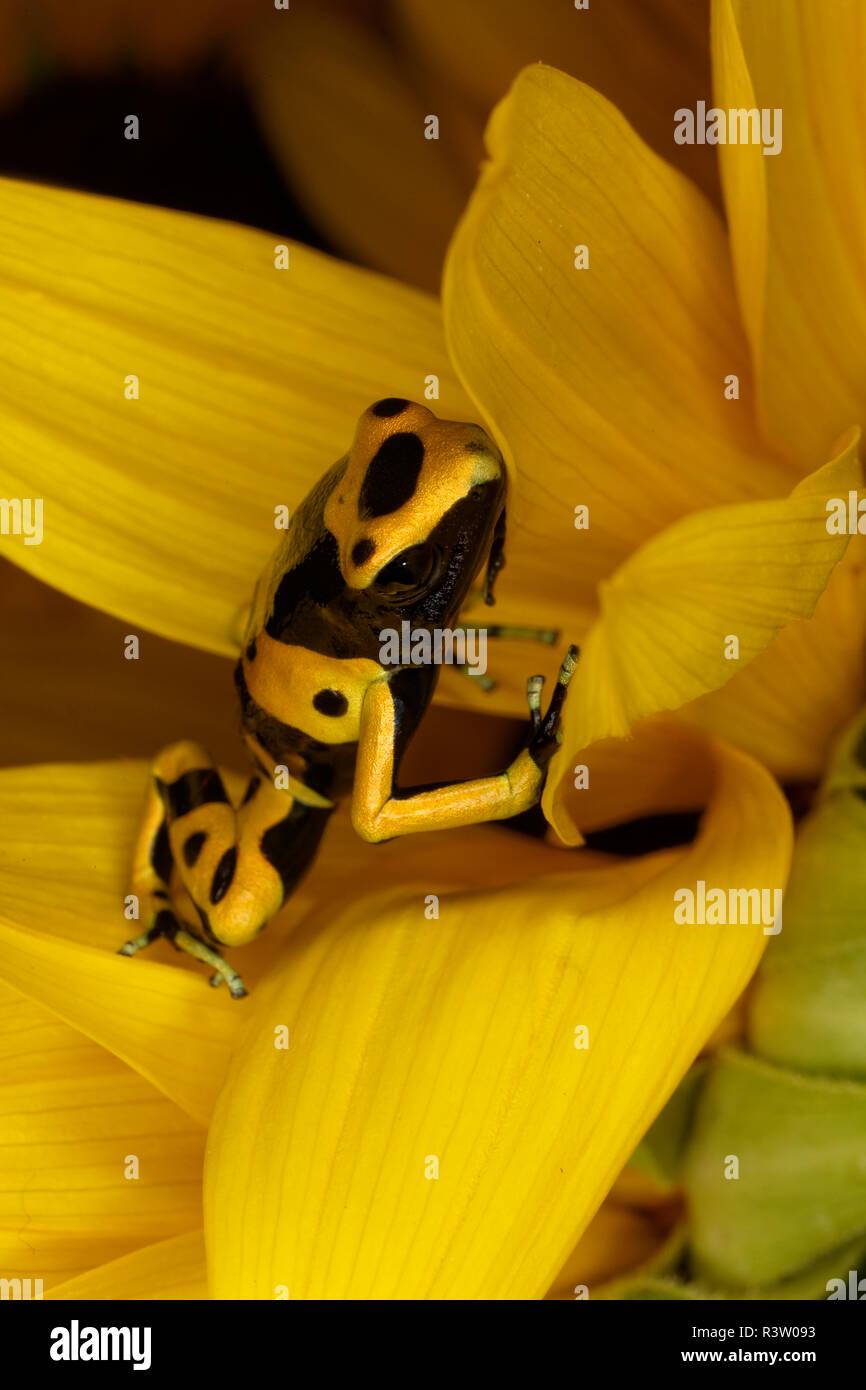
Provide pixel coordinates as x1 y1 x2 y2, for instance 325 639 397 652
679 540 866 781
205 734 790 1298
545 430 861 798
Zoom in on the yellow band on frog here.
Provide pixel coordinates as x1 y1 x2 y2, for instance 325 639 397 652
284 776 335 810
242 730 335 810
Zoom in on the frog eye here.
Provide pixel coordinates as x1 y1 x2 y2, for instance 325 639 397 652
373 543 440 596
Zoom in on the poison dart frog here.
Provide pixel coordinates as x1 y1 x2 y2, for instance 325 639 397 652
121 399 578 997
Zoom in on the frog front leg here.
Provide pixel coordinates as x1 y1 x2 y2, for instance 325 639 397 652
122 741 329 996
351 646 578 842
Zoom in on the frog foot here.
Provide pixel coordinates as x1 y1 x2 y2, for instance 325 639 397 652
118 904 248 1000
526 644 579 771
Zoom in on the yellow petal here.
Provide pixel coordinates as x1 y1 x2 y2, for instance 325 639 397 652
0 759 193 955
397 0 721 204
0 758 564 1121
702 995 748 1054
0 917 238 1127
0 761 240 1123
0 977 116 1084
545 432 861 796
679 538 866 780
712 0 866 466
205 734 791 1298
0 559 243 766
0 177 471 654
0 982 203 1286
443 63 792 629
47 1230 207 1301
242 6 473 294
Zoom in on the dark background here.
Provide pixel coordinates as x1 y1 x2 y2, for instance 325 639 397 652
0 60 327 246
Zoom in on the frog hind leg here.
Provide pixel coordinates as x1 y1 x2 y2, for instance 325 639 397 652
119 907 248 999
122 744 252 996
451 626 572 693
484 624 560 644
122 741 325 998
454 665 498 693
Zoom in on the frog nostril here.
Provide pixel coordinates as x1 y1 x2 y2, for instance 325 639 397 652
352 538 376 567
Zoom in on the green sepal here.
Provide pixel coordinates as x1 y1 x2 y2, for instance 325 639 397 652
600 1235 866 1301
603 1277 716 1301
682 1047 866 1288
748 749 866 1076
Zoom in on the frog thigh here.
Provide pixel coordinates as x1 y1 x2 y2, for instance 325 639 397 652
129 741 327 952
